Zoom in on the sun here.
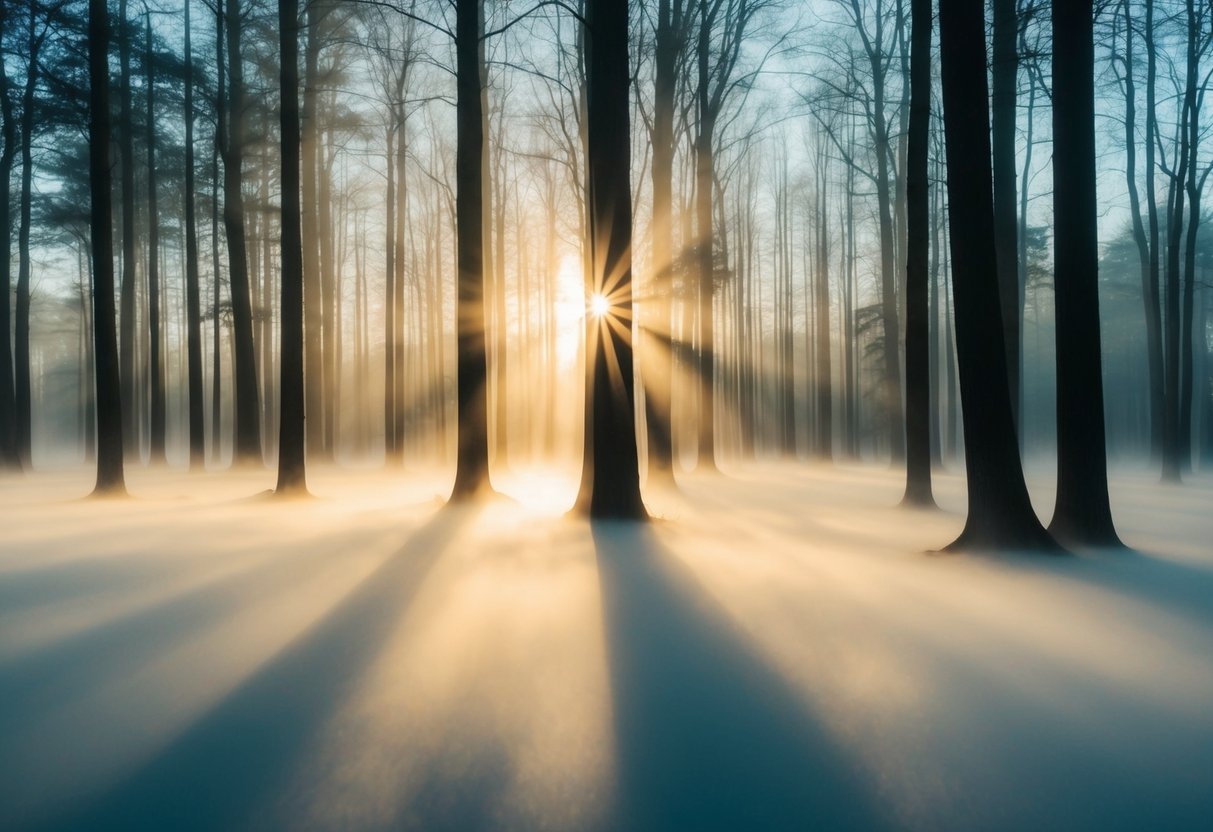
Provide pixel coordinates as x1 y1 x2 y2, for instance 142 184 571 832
589 293 610 318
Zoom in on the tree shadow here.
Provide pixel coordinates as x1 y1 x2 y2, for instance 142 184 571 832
0 524 405 733
1010 544 1213 627
592 523 897 832
39 507 472 832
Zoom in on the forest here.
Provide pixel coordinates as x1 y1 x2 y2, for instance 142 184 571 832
0 0 1211 829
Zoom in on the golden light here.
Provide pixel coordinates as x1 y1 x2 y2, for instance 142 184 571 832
589 293 611 318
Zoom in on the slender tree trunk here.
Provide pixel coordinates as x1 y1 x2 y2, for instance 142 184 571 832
1146 0 1166 468
146 13 166 463
938 0 1054 551
301 7 324 458
575 0 646 519
902 0 934 507
815 162 832 459
16 3 42 468
276 0 306 494
212 0 224 464
644 0 681 485
0 5 19 469
1049 0 1119 546
183 0 205 468
117 0 141 461
223 0 263 463
694 10 718 472
89 0 126 494
1162 2 1194 483
449 0 491 498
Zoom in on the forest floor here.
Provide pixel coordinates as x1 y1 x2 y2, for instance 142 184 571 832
1 459 1211 831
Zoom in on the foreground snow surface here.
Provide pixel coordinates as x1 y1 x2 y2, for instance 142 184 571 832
1 461 1211 831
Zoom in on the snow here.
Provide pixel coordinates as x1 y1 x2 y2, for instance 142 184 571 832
1 461 1211 830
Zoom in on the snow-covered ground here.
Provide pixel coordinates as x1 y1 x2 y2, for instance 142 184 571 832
1 461 1211 831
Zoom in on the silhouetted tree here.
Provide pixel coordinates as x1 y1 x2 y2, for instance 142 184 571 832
183 0 205 468
938 0 1054 551
1048 0 1120 547
575 0 647 519
0 3 19 469
450 0 491 499
900 0 933 507
88 0 125 494
276 0 306 494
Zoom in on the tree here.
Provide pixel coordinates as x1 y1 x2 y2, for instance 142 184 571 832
574 0 647 519
183 0 205 469
1048 0 1119 547
276 0 306 495
644 0 688 487
900 0 933 507
220 0 263 464
0 3 19 469
449 0 492 499
145 11 166 463
937 0 1054 551
88 0 125 495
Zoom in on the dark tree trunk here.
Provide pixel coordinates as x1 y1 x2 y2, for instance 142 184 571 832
222 0 263 463
644 0 680 486
814 163 832 459
88 0 126 495
276 0 306 495
575 0 646 519
449 0 491 499
694 7 718 472
302 4 324 458
1048 0 1119 547
1120 0 1164 464
15 2 41 468
183 0 205 468
1161 2 1195 484
383 123 396 461
145 13 166 463
212 0 224 464
0 5 18 469
991 0 1020 433
118 0 138 458
938 0 1054 552
901 0 934 507
1146 0 1167 471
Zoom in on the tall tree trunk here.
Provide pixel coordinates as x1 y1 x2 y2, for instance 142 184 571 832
575 0 646 519
938 0 1054 551
644 0 681 485
146 13 166 463
0 4 18 469
320 117 338 457
1120 0 1163 464
16 3 42 468
901 0 934 507
1049 0 1119 546
1146 0 1166 468
88 0 126 494
1161 1 1195 483
814 159 832 459
449 0 491 498
991 0 1020 433
118 0 140 459
301 6 324 458
383 122 397 462
276 0 306 494
223 0 263 463
212 0 224 464
183 0 205 468
694 6 718 472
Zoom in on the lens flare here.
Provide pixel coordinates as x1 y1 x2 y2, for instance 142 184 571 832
589 293 610 318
